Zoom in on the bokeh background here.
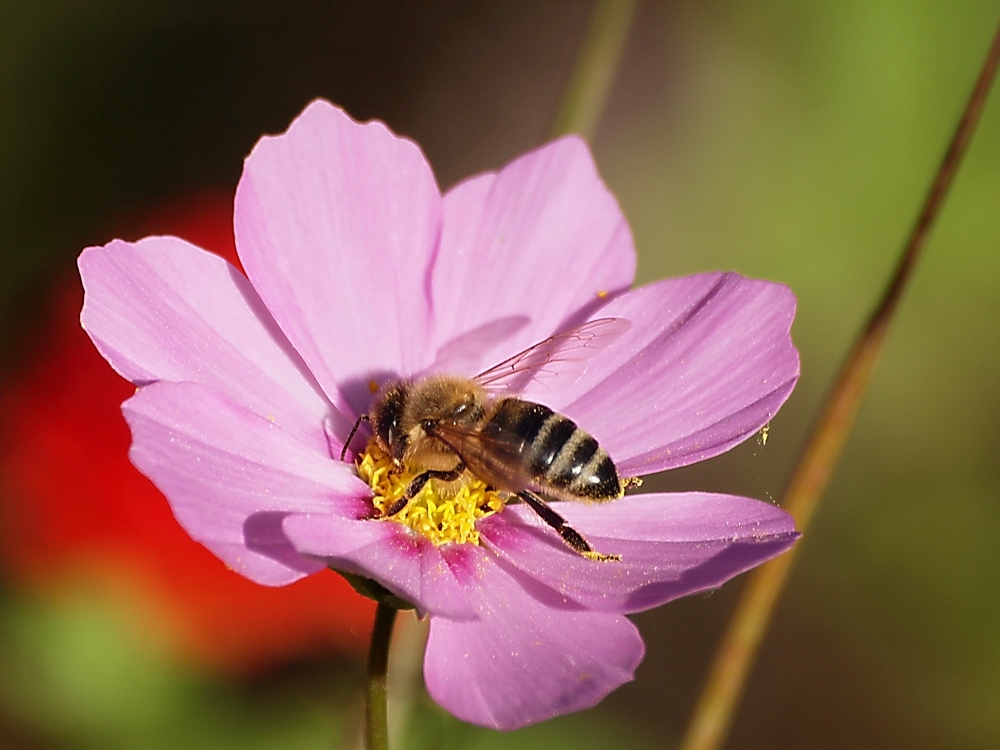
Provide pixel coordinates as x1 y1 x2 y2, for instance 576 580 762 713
1 1 998 748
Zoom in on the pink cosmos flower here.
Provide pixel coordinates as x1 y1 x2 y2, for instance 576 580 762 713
78 99 800 730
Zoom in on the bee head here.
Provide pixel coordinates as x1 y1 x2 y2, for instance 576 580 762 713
370 381 409 463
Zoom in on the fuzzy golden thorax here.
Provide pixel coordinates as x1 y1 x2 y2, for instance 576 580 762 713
370 374 489 473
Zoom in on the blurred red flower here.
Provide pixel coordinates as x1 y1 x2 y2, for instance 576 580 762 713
0 190 374 672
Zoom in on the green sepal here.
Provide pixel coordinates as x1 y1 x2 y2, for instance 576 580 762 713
334 569 416 611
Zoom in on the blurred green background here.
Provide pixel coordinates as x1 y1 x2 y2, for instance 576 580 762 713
1 1 998 748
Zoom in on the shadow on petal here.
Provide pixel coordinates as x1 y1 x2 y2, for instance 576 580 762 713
225 262 336 415
339 369 399 421
426 315 530 377
244 511 321 575
490 553 590 613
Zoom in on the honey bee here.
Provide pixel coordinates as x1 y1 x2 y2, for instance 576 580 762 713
342 318 635 560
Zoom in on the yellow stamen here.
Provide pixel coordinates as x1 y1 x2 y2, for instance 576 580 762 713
357 441 506 546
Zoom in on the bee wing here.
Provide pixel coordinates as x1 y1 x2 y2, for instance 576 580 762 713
426 316 530 376
474 317 631 393
432 422 531 493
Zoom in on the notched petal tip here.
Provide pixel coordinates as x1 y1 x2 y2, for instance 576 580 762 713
481 493 799 615
235 94 441 418
432 129 636 381
249 98 426 164
557 273 802 474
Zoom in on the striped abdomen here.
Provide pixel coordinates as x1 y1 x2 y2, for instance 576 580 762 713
484 398 622 501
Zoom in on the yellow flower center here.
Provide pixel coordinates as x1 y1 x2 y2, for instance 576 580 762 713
356 440 506 546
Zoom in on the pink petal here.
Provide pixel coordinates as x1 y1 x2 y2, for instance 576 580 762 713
481 493 798 614
423 552 643 730
79 236 338 454
234 100 442 417
553 273 799 475
282 514 477 620
429 136 636 377
123 381 370 586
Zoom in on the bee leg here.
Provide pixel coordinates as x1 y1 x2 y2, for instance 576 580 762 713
516 491 621 562
381 497 410 517
340 414 370 462
479 487 499 512
620 476 643 492
383 462 468 517
405 462 466 500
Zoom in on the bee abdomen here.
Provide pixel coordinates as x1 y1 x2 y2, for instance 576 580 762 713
490 399 621 501
540 419 620 500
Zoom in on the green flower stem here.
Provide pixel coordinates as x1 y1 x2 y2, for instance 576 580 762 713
366 602 399 750
386 612 429 745
679 15 1000 750
549 0 637 140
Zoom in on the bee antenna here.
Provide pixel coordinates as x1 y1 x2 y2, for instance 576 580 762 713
340 414 370 462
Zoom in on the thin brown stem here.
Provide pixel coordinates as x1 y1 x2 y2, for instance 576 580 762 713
679 14 1000 750
365 603 398 750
